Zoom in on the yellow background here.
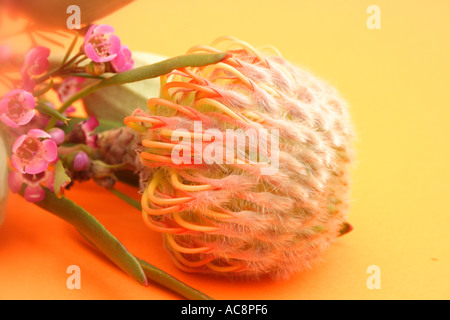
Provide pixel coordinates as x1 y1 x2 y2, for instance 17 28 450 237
1 0 449 299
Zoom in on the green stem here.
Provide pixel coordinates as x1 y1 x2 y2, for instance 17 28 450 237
26 188 148 286
137 257 213 300
45 52 228 130
109 188 141 210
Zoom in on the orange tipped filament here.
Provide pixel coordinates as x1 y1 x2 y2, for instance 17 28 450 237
165 233 211 254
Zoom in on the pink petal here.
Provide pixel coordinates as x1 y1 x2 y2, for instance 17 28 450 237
24 159 48 175
95 24 115 35
24 185 45 203
23 46 50 76
20 90 36 109
10 154 25 174
16 109 36 126
42 139 58 162
111 51 126 71
0 114 19 128
21 73 36 92
12 135 26 153
28 129 51 139
84 43 101 63
8 171 23 193
84 25 96 44
108 34 122 55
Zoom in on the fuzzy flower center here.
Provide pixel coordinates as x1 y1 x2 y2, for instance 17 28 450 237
89 34 112 59
16 137 41 163
7 98 26 120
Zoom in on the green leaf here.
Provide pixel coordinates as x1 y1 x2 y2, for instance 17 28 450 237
0 132 9 226
137 257 213 300
53 160 71 198
36 101 69 125
62 116 124 135
30 188 148 286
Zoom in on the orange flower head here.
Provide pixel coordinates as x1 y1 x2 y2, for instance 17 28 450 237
125 36 355 279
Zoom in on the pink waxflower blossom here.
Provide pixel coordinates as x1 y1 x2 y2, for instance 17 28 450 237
0 89 36 128
65 116 99 148
11 129 58 174
8 170 54 203
84 24 121 63
56 77 86 103
21 46 50 76
111 45 134 72
20 46 50 91
81 116 99 148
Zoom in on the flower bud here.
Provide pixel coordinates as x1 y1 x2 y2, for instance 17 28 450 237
48 128 66 146
72 151 89 172
85 61 106 76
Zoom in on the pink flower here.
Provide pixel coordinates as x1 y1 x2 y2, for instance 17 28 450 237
0 89 36 127
11 129 58 174
20 46 50 91
57 77 86 103
8 170 54 203
21 46 50 76
111 45 134 72
81 116 99 148
84 24 121 63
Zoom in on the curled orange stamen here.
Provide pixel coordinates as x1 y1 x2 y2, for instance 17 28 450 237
211 62 253 88
124 115 165 129
140 152 173 164
163 81 219 99
198 207 234 220
141 188 181 216
205 261 243 272
165 233 211 254
172 212 220 233
195 97 249 123
170 169 213 192
147 97 199 119
147 173 193 206
159 128 215 141
142 139 177 150
171 250 214 268
142 210 186 234
211 35 269 67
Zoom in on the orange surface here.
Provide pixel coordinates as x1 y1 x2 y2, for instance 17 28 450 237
1 0 450 299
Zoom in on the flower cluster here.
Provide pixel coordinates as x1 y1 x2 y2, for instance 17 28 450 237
0 24 134 202
84 24 134 73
